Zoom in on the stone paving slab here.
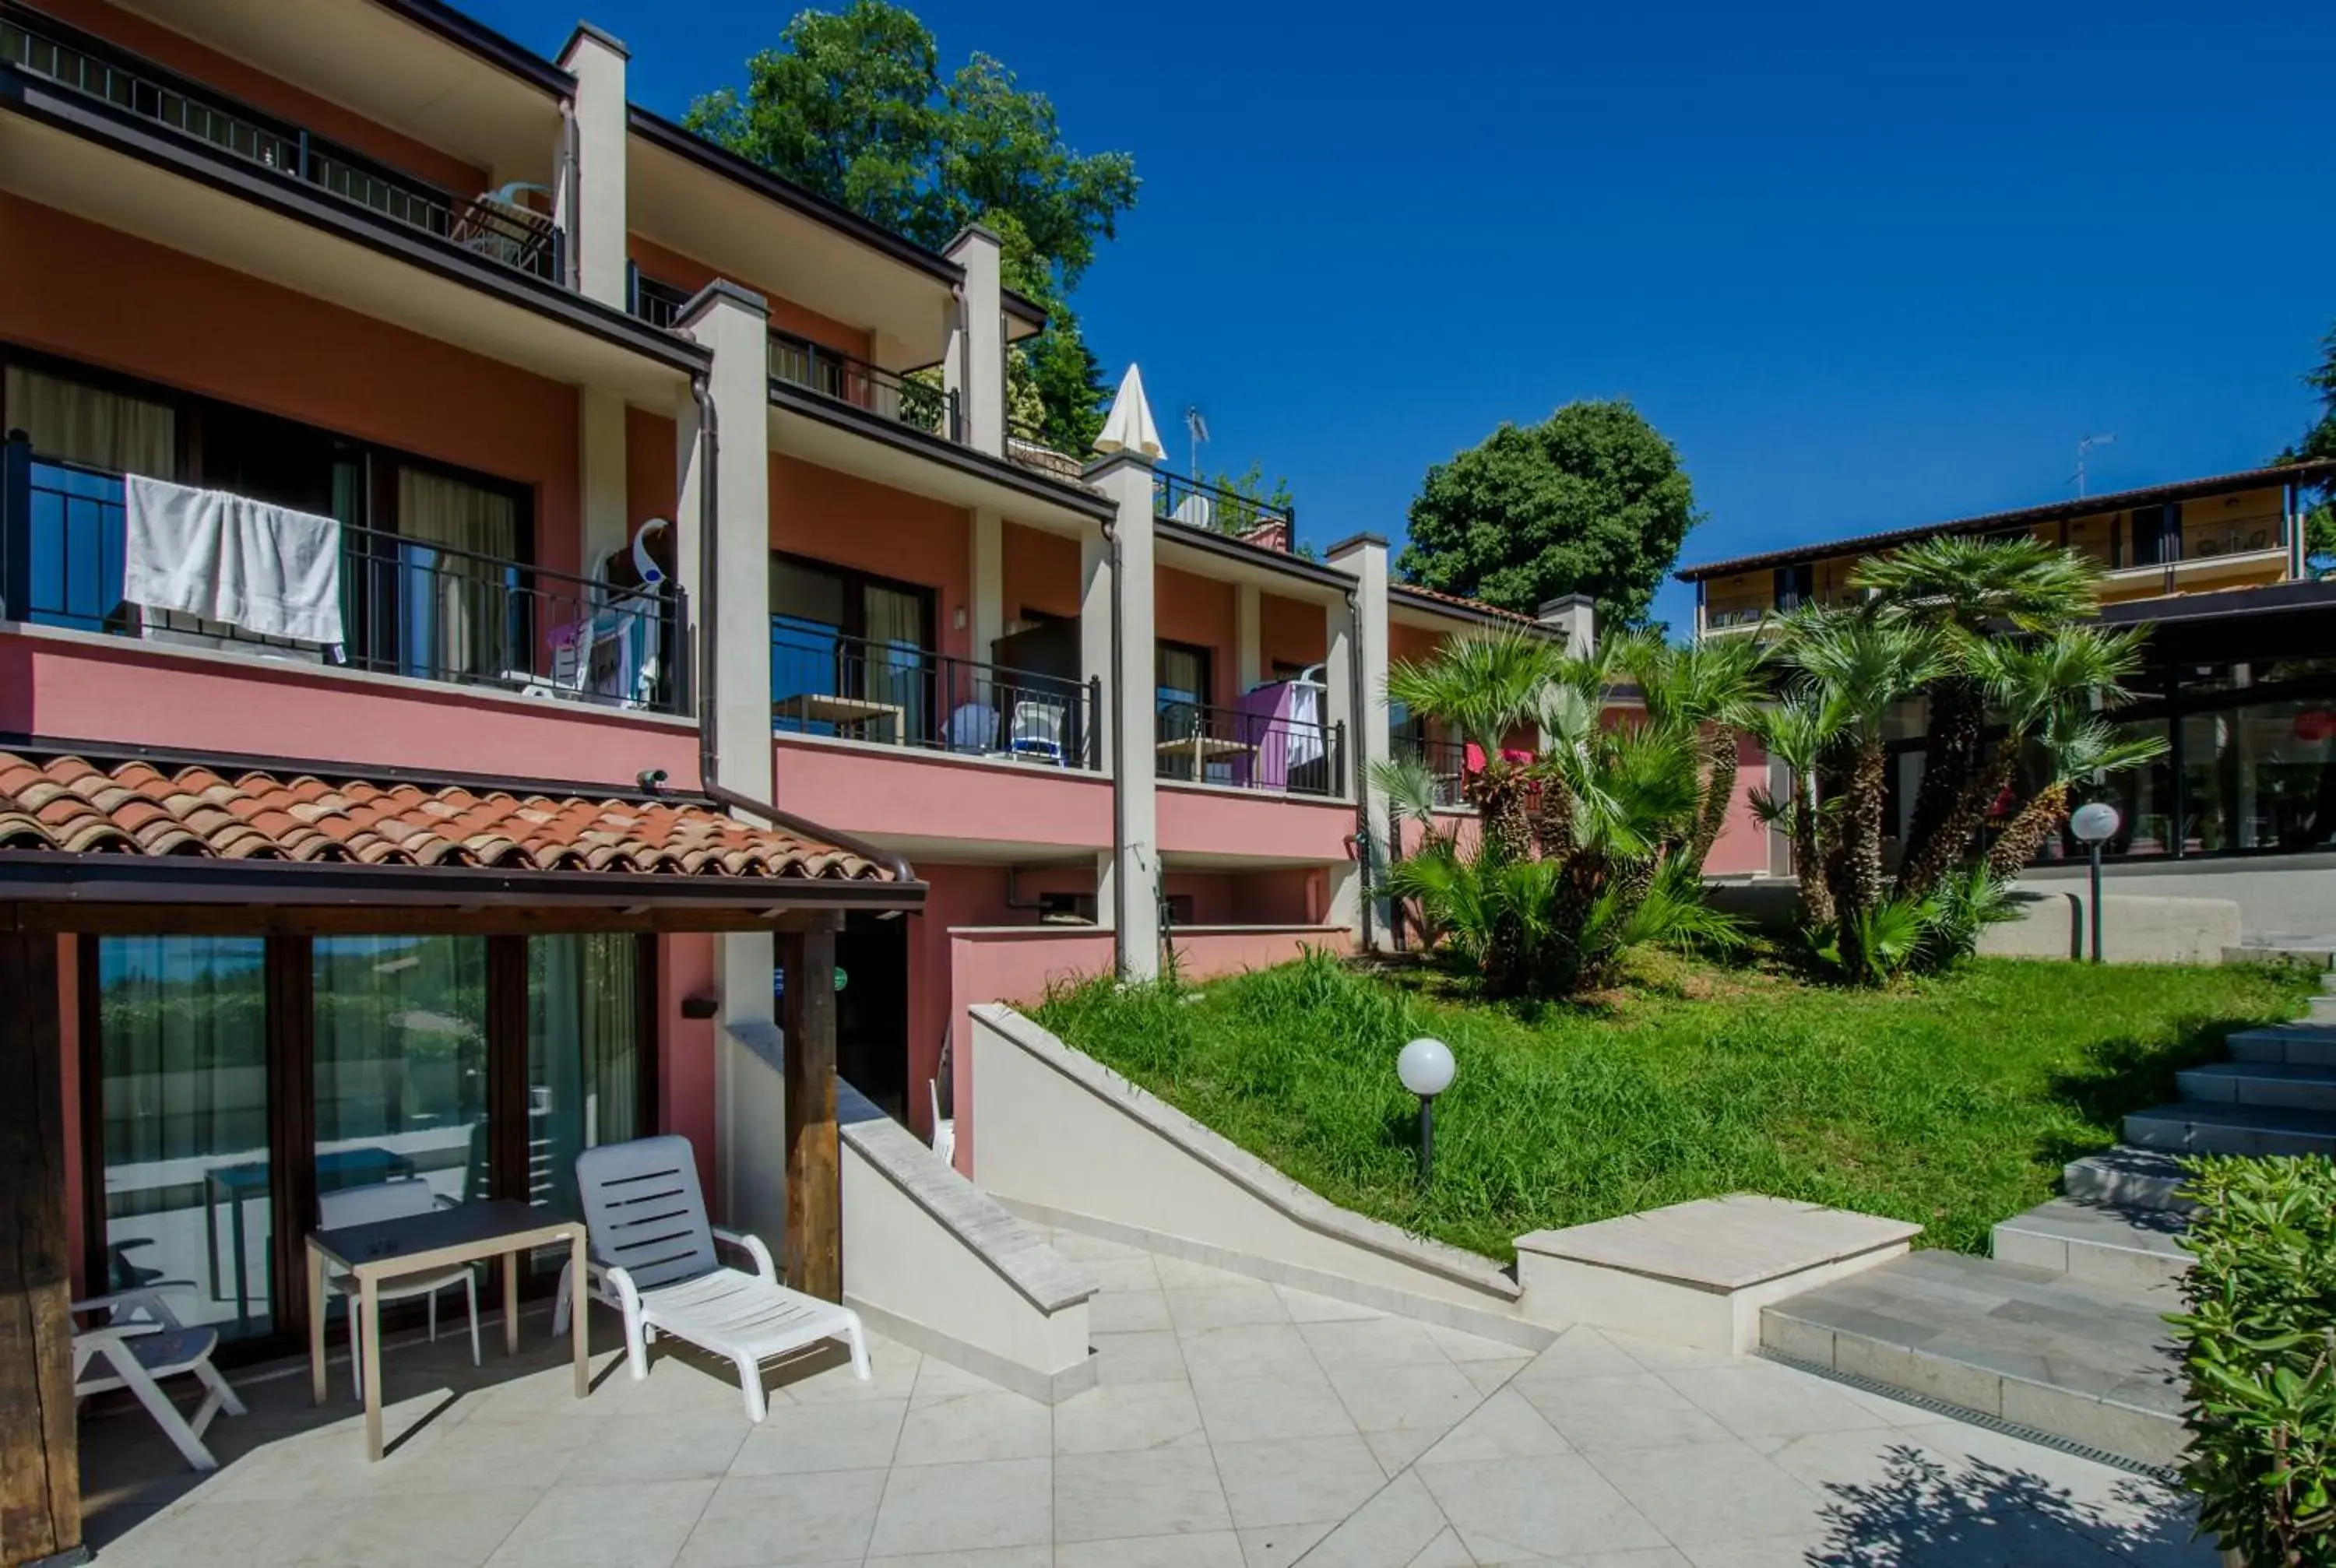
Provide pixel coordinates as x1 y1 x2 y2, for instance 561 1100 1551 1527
2124 1099 2336 1158
1515 1194 1920 1289
83 1231 2208 1566
1991 1197 2192 1291
2179 1058 2336 1113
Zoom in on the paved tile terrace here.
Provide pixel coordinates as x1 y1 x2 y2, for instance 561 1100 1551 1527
85 1229 2211 1566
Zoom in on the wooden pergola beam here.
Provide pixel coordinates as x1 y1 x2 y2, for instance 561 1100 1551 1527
778 926 840 1303
0 932 78 1568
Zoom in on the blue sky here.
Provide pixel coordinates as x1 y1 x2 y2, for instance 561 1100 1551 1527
470 0 2334 633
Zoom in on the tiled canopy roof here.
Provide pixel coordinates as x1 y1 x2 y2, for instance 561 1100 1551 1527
0 754 890 881
1388 582 1540 624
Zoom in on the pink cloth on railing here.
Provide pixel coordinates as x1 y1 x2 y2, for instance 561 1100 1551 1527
1462 743 1536 773
1234 682 1297 788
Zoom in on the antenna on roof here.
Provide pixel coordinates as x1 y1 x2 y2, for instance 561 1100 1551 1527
1184 405 1209 479
2072 433 2116 497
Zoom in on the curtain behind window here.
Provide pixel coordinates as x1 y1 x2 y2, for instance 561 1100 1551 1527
527 934 640 1265
396 466 518 680
5 366 175 476
864 582 928 742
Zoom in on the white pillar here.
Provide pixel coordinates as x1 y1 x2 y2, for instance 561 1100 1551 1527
970 508 1004 663
1536 593 1596 657
942 226 1004 455
579 388 628 575
1328 533 1391 947
1090 455 1160 978
1236 583 1261 691
1080 522 1117 929
674 279 781 1240
556 24 629 309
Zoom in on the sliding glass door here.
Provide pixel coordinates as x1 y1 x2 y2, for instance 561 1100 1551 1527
311 937 491 1207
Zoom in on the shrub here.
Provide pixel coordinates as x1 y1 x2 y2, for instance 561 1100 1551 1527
2169 1155 2336 1566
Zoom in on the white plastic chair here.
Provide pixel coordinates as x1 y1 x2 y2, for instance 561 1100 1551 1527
73 1289 246 1471
929 1079 956 1167
318 1179 480 1399
948 701 998 753
574 1134 870 1422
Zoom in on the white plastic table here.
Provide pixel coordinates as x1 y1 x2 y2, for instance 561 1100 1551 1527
307 1199 588 1460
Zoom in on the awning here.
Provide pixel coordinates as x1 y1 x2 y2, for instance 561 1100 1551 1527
0 752 923 933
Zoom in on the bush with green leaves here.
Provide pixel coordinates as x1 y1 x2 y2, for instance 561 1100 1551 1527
2169 1155 2336 1566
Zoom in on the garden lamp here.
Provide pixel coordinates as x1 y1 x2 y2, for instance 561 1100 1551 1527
1398 1037 1455 1189
2069 801 2122 964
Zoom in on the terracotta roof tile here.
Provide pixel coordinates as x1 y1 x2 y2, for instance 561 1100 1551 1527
1388 582 1542 625
0 754 891 882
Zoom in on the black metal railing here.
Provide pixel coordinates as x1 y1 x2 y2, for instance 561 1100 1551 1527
1153 469 1293 541
1004 416 1085 481
628 269 693 332
1 9 565 284
768 332 959 442
1 440 686 713
771 619 1099 770
1388 733 1470 809
1156 699 1342 798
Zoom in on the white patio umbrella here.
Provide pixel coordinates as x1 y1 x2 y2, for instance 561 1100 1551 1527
1093 364 1166 461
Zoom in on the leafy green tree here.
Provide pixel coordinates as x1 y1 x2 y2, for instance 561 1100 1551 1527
2281 321 2336 574
685 1 1138 449
1396 400 1700 629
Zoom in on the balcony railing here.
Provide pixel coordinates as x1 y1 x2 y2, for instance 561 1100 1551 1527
1004 417 1086 483
629 270 692 332
1388 733 1471 809
1154 469 1294 541
1 9 565 285
1156 699 1343 798
2 442 687 713
771 619 1099 770
768 332 959 442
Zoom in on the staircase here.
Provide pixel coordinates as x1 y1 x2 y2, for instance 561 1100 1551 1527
1760 951 2336 1470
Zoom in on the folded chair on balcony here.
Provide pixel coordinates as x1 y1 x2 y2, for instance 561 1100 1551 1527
1009 698 1068 766
572 1134 871 1422
73 1288 247 1471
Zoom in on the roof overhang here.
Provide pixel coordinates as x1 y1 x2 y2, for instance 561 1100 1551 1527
2099 577 2336 628
770 389 1112 533
1152 524 1353 603
1388 587 1543 634
631 110 978 367
0 852 923 935
105 0 568 181
0 72 704 410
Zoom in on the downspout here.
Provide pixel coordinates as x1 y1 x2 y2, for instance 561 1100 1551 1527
1102 512 1128 954
1345 581 1374 951
686 371 913 883
558 97 580 292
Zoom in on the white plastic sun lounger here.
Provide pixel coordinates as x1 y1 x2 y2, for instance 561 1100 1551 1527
73 1288 247 1471
574 1134 869 1422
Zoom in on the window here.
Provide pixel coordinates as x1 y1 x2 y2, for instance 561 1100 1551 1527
1773 562 1815 612
526 935 646 1270
769 553 936 742
91 937 272 1340
2128 505 2180 568
311 936 490 1207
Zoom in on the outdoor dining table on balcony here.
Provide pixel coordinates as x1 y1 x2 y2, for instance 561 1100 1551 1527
306 1199 588 1461
773 692 906 742
1156 733 1258 776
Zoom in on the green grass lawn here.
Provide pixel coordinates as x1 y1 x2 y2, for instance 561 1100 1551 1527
1032 947 2315 1261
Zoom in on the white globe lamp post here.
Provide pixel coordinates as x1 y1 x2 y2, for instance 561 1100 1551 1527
2068 801 2122 963
1398 1038 1455 1189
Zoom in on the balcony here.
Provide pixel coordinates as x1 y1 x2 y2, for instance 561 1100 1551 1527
771 619 1099 770
1004 416 1085 483
1156 698 1343 799
1155 469 1295 547
1388 733 1470 809
2 442 688 714
1 8 565 284
769 331 959 442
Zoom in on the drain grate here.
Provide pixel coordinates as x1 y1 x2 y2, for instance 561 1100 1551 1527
1754 1346 2182 1485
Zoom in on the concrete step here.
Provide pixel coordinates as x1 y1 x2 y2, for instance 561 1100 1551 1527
2123 1100 2336 1159
1991 1197 2190 1290
2178 1060 2336 1113
2312 995 2336 1024
2228 1025 2336 1067
2225 945 2336 970
2063 1146 2193 1212
1761 1249 2186 1467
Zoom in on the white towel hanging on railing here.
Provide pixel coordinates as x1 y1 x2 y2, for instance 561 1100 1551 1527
124 475 345 646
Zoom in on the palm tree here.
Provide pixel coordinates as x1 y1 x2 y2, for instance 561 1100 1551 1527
1618 631 1770 877
1982 717 2167 878
1747 690 1845 930
1775 606 1946 963
1386 632 1563 860
1854 536 2099 900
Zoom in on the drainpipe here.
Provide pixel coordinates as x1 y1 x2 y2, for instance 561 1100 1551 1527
558 97 580 291
1102 512 1128 948
1345 581 1374 951
685 373 913 882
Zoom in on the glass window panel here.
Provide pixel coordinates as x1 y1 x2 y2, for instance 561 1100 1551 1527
94 936 271 1340
312 937 489 1208
526 934 642 1266
2180 700 2336 855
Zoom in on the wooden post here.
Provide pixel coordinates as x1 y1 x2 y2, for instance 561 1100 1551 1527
0 928 82 1568
777 926 840 1302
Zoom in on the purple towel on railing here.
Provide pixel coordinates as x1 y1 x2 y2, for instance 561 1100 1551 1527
1237 682 1299 789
